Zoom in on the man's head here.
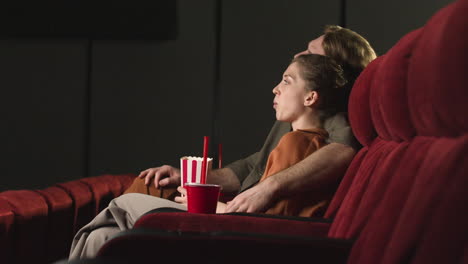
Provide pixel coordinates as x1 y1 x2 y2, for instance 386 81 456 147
295 25 376 75
295 25 377 111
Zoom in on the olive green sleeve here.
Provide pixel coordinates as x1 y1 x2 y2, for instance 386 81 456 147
225 151 260 184
324 112 361 150
225 121 292 192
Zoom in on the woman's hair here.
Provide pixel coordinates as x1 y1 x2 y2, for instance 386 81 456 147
322 25 377 111
291 54 346 121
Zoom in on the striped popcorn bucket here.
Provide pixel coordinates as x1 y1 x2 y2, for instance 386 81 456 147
180 156 213 190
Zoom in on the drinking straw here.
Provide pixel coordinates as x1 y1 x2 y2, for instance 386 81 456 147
201 136 209 184
218 143 223 169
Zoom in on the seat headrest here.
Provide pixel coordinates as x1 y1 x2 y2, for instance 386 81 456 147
349 0 468 145
408 0 468 137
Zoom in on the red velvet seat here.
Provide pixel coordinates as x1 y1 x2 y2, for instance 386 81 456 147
36 186 75 263
98 228 352 263
0 198 14 264
56 181 95 234
79 176 115 215
330 1 468 262
135 210 331 237
99 1 468 263
94 174 127 198
0 190 48 264
78 174 136 217
110 174 137 194
0 174 135 264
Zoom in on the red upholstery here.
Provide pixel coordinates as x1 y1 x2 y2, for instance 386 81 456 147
0 173 136 264
35 186 74 263
98 228 352 263
135 212 331 237
328 1 468 263
0 198 14 264
111 174 138 195
79 176 115 215
56 180 95 234
101 1 467 263
96 174 130 198
324 146 367 219
0 190 48 264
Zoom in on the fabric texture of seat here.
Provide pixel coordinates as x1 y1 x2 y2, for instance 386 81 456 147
0 190 49 264
36 186 75 263
0 197 15 264
0 174 136 264
329 1 468 263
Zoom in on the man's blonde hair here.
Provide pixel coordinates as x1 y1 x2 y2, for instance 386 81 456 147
322 25 377 78
321 25 377 111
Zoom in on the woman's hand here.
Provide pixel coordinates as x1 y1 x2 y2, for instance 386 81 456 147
174 186 188 204
224 181 276 213
138 165 181 189
176 186 227 213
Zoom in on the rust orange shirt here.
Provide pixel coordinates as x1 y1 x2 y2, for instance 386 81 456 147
261 128 333 217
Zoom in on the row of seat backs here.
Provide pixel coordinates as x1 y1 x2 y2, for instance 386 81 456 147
324 0 468 263
0 174 135 264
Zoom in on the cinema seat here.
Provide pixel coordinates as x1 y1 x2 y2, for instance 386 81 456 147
36 186 75 263
0 190 48 264
0 173 136 264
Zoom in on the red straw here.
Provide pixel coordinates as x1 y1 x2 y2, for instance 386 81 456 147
201 136 209 184
218 143 223 169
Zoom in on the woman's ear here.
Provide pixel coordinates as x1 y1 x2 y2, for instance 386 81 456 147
304 91 319 107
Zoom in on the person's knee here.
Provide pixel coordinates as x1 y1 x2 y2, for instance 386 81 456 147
110 193 147 207
82 226 120 258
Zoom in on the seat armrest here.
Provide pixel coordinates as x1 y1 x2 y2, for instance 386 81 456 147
134 210 331 238
98 228 352 263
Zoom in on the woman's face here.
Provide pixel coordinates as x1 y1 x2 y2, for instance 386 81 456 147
272 62 309 123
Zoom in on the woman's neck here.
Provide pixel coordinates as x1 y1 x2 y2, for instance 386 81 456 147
291 111 323 131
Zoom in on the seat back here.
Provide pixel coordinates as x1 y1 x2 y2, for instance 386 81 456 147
326 0 468 263
0 190 49 264
0 198 15 264
36 186 75 263
0 173 136 264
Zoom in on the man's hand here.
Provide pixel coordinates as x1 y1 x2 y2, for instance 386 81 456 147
224 143 355 214
224 180 277 213
138 165 181 189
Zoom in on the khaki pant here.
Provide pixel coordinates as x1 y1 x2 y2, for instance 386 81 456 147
69 193 186 259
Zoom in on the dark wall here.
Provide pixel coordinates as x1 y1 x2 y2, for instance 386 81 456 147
219 0 341 164
0 0 455 191
87 1 216 177
1 41 88 189
1 1 215 191
346 0 454 55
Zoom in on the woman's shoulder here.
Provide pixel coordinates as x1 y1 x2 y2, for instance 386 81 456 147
281 128 328 146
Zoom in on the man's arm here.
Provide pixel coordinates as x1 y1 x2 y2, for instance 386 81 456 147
224 143 355 213
206 167 241 193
